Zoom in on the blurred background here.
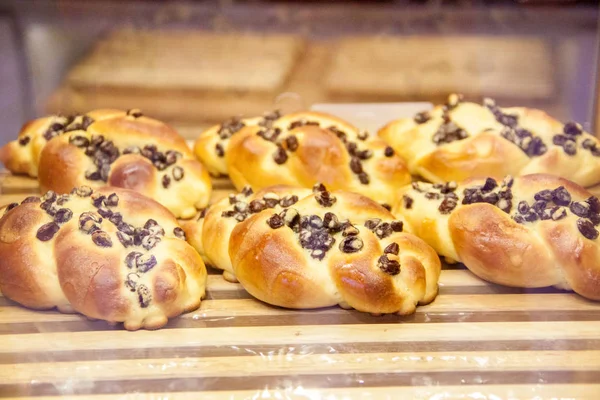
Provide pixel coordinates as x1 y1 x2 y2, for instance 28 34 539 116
0 0 599 143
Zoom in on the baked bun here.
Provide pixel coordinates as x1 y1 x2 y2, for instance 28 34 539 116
0 186 207 330
394 174 600 300
379 95 600 187
193 111 411 207
0 110 120 177
1 109 211 218
184 184 441 314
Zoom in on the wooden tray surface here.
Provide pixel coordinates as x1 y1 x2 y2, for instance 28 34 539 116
1 172 600 399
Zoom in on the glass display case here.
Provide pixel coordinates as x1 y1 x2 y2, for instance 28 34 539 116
1 1 599 399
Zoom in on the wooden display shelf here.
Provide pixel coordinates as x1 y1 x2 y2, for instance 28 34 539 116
1 172 600 398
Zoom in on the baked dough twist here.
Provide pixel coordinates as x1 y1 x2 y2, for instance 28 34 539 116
184 184 440 314
1 109 211 218
0 186 207 330
379 95 600 187
395 174 600 300
193 111 411 207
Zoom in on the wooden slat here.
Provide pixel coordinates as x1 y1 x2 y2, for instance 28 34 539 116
4 385 600 400
2 350 600 385
0 293 597 324
2 321 600 354
0 174 39 194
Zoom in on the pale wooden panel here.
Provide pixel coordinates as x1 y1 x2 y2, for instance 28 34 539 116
3 350 600 385
327 36 554 100
2 321 599 354
4 385 600 400
67 30 304 93
0 293 596 324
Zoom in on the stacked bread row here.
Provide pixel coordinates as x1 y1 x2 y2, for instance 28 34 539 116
1 94 599 331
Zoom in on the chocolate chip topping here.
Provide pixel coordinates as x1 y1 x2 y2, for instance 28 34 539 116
570 201 590 218
378 255 400 275
263 193 280 208
282 135 299 152
91 230 113 247
374 223 393 239
403 195 414 209
54 208 73 224
384 242 400 255
36 222 60 241
339 236 363 253
273 145 288 165
563 121 583 136
69 135 90 148
144 231 164 248
173 227 186 240
105 213 120 226
126 252 142 269
364 219 381 231
432 117 468 145
414 111 431 124
172 166 184 181
343 224 359 236
280 208 300 228
4 203 18 214
358 172 370 185
315 190 336 207
127 109 143 118
323 212 340 231
384 146 394 157
357 130 369 141
215 143 225 157
118 221 135 236
298 215 336 260
137 284 152 308
125 273 140 292
41 191 57 203
97 206 112 219
249 199 266 213
267 214 285 229
577 218 599 240
312 183 326 193
391 221 404 232
162 175 171 188
349 157 363 174
137 254 158 273
218 116 245 139
117 231 134 247
21 196 41 204
280 195 299 208
501 128 547 157
18 136 30 146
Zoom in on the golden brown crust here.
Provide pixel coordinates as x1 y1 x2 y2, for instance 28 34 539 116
185 184 441 314
0 186 207 330
395 173 600 300
379 96 600 187
194 111 411 205
30 110 211 218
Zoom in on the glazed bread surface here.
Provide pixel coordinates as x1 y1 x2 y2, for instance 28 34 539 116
0 186 207 330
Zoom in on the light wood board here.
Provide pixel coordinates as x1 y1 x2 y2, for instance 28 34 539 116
1 172 599 399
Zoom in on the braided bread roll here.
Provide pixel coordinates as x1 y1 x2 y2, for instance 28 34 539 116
193 111 411 207
184 184 441 314
379 95 600 187
0 186 207 330
183 185 312 282
0 110 121 177
1 109 211 218
395 174 600 300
